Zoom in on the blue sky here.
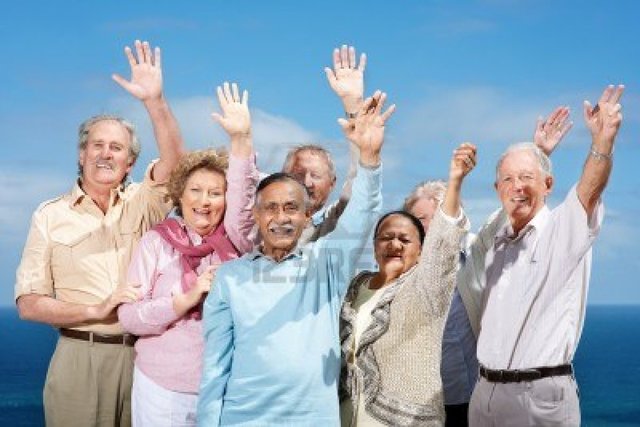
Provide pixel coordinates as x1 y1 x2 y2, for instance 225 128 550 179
1 0 639 306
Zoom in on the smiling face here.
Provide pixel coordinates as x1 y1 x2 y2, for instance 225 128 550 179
496 149 553 234
179 168 227 236
286 150 335 214
78 120 133 192
374 214 423 282
254 179 310 259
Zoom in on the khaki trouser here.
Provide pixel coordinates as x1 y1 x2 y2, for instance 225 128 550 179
44 335 135 427
469 376 580 427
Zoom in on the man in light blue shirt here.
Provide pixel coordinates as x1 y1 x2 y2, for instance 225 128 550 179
197 91 395 426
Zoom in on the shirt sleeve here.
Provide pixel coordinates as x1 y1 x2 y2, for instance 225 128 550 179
198 269 234 426
223 153 258 254
15 207 54 301
138 160 173 226
317 163 383 298
117 231 181 335
456 208 506 337
414 208 468 317
553 184 604 266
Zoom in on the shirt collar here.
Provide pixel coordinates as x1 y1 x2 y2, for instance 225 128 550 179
248 246 303 262
495 205 551 244
69 178 126 208
311 208 326 226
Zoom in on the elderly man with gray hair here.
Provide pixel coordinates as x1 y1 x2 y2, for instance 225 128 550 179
15 40 184 427
460 85 624 426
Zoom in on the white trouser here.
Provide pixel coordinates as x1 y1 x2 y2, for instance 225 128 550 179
469 375 580 427
132 366 198 427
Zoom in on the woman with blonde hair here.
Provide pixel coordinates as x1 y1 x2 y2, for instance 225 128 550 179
118 83 258 426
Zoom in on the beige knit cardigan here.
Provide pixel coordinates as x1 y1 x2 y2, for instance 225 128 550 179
339 210 467 427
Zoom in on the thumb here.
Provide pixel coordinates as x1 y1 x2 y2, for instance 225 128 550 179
337 118 350 131
211 113 224 125
324 68 337 88
112 74 132 91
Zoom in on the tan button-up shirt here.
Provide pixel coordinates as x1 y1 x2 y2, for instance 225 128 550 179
15 162 171 334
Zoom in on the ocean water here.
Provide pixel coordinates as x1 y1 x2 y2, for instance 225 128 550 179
1 306 639 426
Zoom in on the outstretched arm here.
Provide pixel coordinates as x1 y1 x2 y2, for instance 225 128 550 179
112 40 184 182
441 142 476 218
578 84 624 217
534 106 573 156
212 82 257 253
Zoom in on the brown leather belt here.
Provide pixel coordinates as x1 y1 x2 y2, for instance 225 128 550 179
479 364 573 383
60 328 137 346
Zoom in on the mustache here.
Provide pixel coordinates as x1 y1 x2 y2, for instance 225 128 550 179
268 224 296 234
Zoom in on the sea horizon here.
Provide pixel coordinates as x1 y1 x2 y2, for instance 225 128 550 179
1 305 639 426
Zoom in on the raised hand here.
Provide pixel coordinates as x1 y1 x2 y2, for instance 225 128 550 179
449 143 477 182
338 90 396 167
112 40 163 102
212 82 251 138
584 85 624 145
534 106 573 156
324 45 366 114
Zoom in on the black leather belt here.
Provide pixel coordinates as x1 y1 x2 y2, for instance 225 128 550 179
60 328 137 346
479 364 573 383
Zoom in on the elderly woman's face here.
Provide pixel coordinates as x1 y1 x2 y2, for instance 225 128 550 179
374 214 422 280
409 197 439 232
179 168 226 236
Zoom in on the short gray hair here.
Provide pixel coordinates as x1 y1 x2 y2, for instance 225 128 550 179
282 144 336 182
77 115 141 178
496 142 552 180
403 180 447 212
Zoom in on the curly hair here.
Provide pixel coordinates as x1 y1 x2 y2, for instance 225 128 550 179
168 148 229 216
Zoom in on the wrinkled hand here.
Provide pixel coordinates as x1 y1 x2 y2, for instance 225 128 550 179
92 283 141 320
584 85 624 144
212 82 251 139
534 106 572 156
112 40 163 102
324 45 366 113
338 90 395 166
449 143 477 182
192 265 215 298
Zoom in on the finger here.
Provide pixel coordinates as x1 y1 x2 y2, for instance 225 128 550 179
111 74 132 91
340 44 348 68
332 48 340 71
610 85 625 104
242 89 249 106
142 41 152 66
223 82 232 104
337 117 351 131
124 46 137 68
583 100 593 122
366 90 381 114
324 67 338 88
558 121 573 138
535 116 544 132
360 95 374 114
374 92 387 115
380 104 396 122
358 53 367 73
216 86 226 108
232 83 240 102
598 85 614 106
349 46 356 69
211 112 224 124
134 40 144 64
154 46 162 69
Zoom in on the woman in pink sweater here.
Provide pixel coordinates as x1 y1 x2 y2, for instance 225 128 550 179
118 83 257 426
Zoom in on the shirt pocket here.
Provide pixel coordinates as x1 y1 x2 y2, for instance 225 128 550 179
50 230 93 278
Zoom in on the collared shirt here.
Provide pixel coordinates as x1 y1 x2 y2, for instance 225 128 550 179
15 162 171 334
197 163 382 427
117 154 258 393
476 185 603 370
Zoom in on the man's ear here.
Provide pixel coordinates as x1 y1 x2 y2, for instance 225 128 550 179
545 175 554 195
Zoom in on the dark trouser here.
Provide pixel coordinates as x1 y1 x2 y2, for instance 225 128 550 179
44 335 135 427
445 402 469 427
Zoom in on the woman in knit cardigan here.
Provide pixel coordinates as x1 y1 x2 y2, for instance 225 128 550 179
339 142 477 427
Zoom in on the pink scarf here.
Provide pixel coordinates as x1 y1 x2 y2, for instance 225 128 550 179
152 218 239 317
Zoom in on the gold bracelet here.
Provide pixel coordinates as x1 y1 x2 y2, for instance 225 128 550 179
589 146 613 161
